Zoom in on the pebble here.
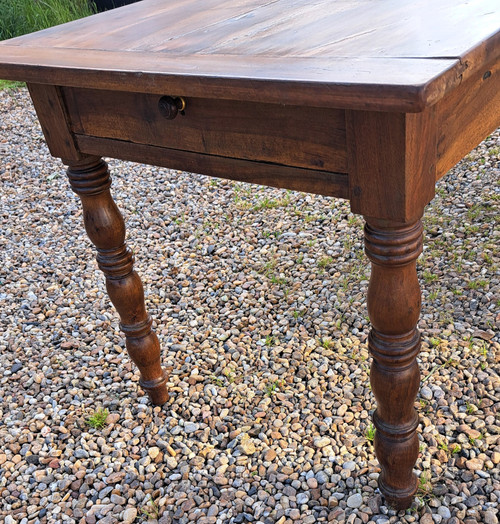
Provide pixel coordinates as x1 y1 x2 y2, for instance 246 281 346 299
297 493 310 505
484 510 499 524
184 422 199 433
420 386 433 400
239 435 257 455
437 506 451 519
148 446 161 459
343 460 356 471
264 448 277 461
347 493 363 508
313 437 331 448
466 458 484 470
122 507 138 524
0 88 498 524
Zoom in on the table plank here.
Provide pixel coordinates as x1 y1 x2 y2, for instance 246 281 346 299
74 134 350 199
0 46 460 112
0 0 498 111
4 0 498 61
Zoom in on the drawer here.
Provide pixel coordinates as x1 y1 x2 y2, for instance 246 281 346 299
63 87 347 173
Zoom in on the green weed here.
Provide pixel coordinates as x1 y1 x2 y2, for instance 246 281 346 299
141 496 161 520
365 424 375 443
85 408 109 429
265 379 283 397
0 0 95 41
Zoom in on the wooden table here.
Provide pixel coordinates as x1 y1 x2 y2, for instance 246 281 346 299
1 0 498 510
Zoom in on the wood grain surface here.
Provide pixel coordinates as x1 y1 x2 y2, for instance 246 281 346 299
1 0 498 111
63 87 347 173
436 57 500 178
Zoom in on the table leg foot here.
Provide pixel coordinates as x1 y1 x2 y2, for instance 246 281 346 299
364 218 423 510
67 157 168 405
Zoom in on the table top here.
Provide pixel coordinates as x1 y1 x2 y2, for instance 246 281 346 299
0 0 499 111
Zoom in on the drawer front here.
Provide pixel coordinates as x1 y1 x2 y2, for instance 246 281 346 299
63 87 347 173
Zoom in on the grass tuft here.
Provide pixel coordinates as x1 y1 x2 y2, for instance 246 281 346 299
0 0 95 41
85 408 109 429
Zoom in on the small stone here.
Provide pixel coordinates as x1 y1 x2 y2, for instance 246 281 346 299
184 422 199 434
148 447 160 460
346 493 363 508
368 494 382 513
316 471 329 484
106 471 126 484
263 449 277 461
435 449 448 463
33 470 46 482
214 475 228 485
297 493 310 505
106 413 120 424
26 455 39 465
490 452 500 465
11 363 22 373
419 514 434 524
111 494 126 505
337 404 348 416
465 495 479 507
433 387 445 399
420 386 433 400
437 506 451 519
313 437 331 448
74 448 89 459
342 461 356 471
165 456 178 469
465 458 484 471
306 477 318 489
48 458 60 469
239 435 257 455
484 509 499 524
433 485 448 496
122 507 138 524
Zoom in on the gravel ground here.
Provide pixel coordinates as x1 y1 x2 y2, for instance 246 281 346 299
0 88 499 524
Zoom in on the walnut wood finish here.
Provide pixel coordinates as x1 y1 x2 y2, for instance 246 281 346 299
436 57 500 179
364 219 423 509
1 0 498 111
73 134 350 199
0 0 499 512
66 157 168 405
63 87 348 173
347 109 436 222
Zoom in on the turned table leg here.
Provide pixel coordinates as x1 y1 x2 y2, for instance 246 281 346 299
364 218 423 509
67 157 168 405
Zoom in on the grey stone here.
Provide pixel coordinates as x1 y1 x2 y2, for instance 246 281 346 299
184 422 199 433
342 461 356 471
346 493 363 508
437 506 452 519
296 492 310 505
421 386 433 400
316 471 329 484
74 448 89 459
